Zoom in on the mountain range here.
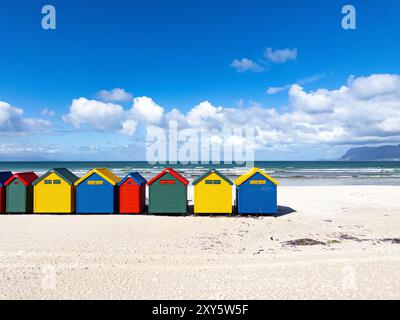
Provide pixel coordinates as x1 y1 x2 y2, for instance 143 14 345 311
340 144 400 161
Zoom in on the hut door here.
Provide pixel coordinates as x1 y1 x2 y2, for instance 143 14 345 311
121 179 137 210
8 179 26 212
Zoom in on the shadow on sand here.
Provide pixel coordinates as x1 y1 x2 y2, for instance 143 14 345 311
16 205 297 217
276 205 297 217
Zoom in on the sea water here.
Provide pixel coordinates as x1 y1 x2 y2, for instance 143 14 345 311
0 161 399 186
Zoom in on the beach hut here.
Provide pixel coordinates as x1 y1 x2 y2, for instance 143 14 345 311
118 172 147 214
193 169 233 214
4 172 39 213
33 168 79 214
235 167 279 215
147 168 189 214
0 171 13 213
74 168 120 214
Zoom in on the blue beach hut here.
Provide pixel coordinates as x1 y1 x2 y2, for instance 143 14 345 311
0 171 13 213
74 168 121 214
235 168 279 215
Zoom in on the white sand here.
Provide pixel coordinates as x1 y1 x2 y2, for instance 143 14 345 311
0 186 399 300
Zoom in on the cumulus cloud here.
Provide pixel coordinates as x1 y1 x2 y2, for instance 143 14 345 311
62 98 125 130
0 101 51 134
347 74 400 99
62 74 400 152
265 47 298 63
120 119 138 136
127 96 164 125
230 58 264 73
186 101 225 129
156 74 400 149
97 88 133 102
63 96 164 136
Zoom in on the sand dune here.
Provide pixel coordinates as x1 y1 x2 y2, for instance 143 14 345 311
0 186 399 300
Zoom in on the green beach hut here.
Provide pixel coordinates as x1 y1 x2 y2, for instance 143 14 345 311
147 168 189 214
5 172 39 213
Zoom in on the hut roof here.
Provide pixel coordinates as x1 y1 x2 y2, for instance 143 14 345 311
33 168 79 186
4 172 39 187
0 171 13 187
192 169 233 186
118 172 147 186
235 167 279 186
74 168 121 186
147 168 189 186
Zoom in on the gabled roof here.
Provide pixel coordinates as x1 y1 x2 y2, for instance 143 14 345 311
147 168 189 186
0 171 13 187
192 169 233 186
74 168 121 186
4 172 39 187
118 172 147 186
33 168 79 186
235 167 279 186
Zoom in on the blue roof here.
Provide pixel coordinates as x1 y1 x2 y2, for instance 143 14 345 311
0 171 13 187
118 172 147 186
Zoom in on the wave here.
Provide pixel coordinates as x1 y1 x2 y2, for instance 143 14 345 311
1 161 400 186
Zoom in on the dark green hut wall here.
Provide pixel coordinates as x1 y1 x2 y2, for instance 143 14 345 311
149 172 187 213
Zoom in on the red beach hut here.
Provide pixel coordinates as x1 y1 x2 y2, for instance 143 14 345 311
118 172 147 214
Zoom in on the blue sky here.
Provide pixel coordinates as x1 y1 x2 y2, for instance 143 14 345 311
1 0 400 161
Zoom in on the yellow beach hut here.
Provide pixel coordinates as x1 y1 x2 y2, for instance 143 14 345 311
33 168 79 214
193 169 233 214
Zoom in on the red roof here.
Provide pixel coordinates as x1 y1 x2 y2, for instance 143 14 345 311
4 172 39 187
147 168 189 186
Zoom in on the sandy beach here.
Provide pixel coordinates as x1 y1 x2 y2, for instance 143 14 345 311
0 185 399 300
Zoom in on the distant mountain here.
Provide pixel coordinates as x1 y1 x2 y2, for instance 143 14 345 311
340 144 400 161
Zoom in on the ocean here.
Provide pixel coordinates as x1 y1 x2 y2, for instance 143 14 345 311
0 161 399 186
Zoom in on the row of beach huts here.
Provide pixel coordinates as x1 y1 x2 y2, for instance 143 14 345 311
0 167 279 215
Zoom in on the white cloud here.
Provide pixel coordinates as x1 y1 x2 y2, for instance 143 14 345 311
230 58 264 73
61 74 400 154
126 96 164 126
155 74 400 150
289 84 334 114
265 47 298 63
186 101 225 129
267 73 326 95
62 98 125 130
298 74 326 85
0 143 59 159
267 85 291 94
120 119 138 136
97 88 133 102
0 101 51 133
41 108 56 116
348 74 400 99
63 96 164 136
